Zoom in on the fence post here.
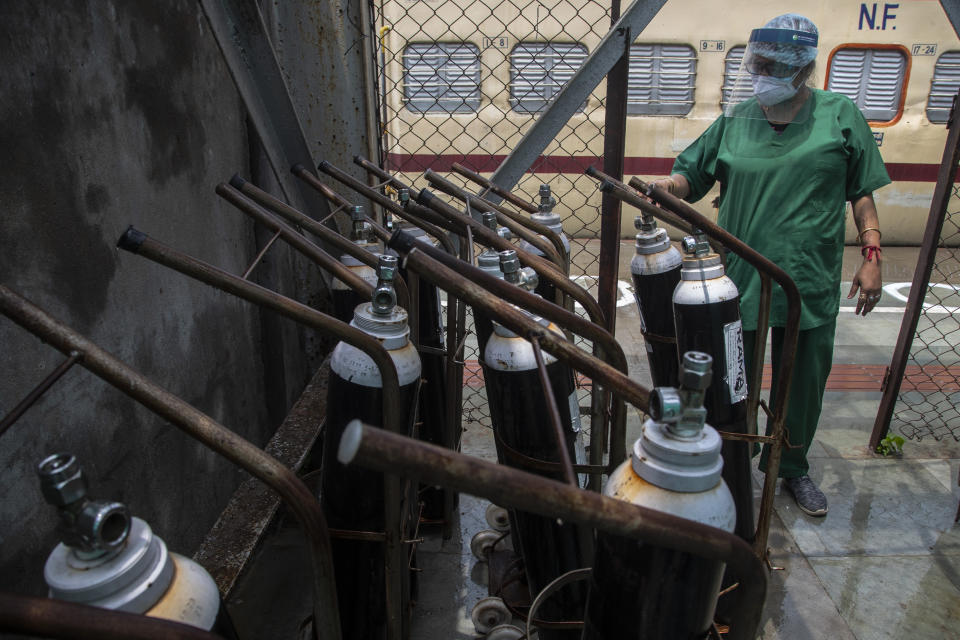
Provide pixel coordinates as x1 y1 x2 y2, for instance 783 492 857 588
870 88 960 450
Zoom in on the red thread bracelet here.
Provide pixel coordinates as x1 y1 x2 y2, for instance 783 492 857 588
861 245 882 262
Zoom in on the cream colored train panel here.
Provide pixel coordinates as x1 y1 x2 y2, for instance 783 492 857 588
377 0 960 243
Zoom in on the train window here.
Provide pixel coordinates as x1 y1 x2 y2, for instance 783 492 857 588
721 46 752 111
827 47 907 123
403 43 481 113
927 51 960 124
510 42 588 113
627 44 697 116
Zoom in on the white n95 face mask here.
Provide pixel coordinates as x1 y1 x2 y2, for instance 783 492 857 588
751 73 800 106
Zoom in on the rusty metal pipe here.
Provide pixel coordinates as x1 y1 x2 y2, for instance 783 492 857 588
414 188 610 326
0 351 82 439
0 284 342 640
388 222 628 491
390 229 628 473
352 156 569 279
353 157 569 277
746 276 773 437
423 169 567 272
290 164 397 244
396 244 644 469
530 336 578 486
0 591 222 640
386 177 619 471
338 423 766 640
451 162 538 213
306 162 455 252
227 174 411 310
114 227 408 637
215 183 377 301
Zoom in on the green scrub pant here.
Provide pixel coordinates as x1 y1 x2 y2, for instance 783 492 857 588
742 319 836 479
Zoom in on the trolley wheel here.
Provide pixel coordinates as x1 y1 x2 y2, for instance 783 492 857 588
471 596 511 634
486 623 524 640
484 504 510 532
470 529 501 560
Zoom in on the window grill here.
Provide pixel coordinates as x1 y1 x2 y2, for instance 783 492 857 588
827 47 906 122
510 42 588 113
403 43 482 113
627 44 697 116
927 51 960 124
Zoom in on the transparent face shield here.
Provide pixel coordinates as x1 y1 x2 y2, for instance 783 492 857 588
724 27 818 124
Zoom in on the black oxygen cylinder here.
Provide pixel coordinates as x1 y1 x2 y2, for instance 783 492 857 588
519 184 570 304
322 257 422 640
394 204 450 521
671 236 753 543
473 211 505 355
482 252 589 640
582 352 736 640
331 205 380 323
630 214 683 388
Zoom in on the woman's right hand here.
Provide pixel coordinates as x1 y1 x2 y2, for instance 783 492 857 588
648 174 690 200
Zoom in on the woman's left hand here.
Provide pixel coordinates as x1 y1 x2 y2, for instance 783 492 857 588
847 259 882 316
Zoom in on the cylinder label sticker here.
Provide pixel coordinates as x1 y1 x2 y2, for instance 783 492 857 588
723 320 748 403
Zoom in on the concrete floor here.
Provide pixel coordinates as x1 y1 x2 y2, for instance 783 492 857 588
407 242 960 640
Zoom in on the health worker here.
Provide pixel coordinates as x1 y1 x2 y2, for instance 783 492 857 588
652 13 889 517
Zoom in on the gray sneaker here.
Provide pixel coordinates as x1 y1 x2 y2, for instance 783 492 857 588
784 475 828 517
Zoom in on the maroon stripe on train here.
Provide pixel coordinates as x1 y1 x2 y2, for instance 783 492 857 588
385 153 952 182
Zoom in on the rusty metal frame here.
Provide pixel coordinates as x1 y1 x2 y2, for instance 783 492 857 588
339 422 766 640
301 164 456 253
530 335 579 486
114 228 412 640
870 90 960 450
226 174 411 308
389 230 630 483
353 157 569 279
216 183 379 302
451 163 538 214
0 284 342 640
586 168 801 557
422 168 569 273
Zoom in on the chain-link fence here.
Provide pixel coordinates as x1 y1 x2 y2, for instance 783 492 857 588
891 193 960 442
370 0 614 430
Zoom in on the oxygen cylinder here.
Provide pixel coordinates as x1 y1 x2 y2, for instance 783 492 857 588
396 188 450 522
671 233 753 542
483 250 588 640
519 184 570 303
323 254 422 640
582 352 736 640
630 213 683 388
37 453 238 637
473 211 506 355
332 205 380 323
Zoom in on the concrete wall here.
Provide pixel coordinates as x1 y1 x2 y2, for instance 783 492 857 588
0 0 352 599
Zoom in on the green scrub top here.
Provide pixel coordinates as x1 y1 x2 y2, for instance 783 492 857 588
672 89 890 331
